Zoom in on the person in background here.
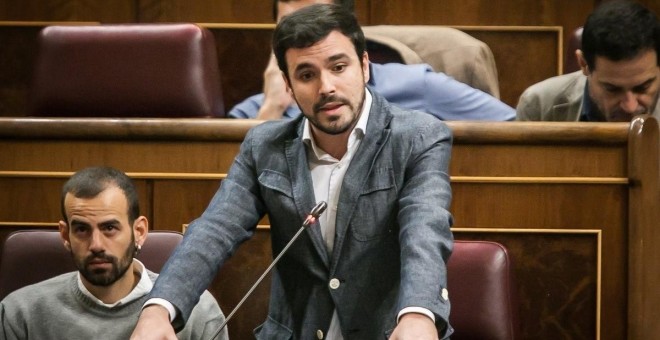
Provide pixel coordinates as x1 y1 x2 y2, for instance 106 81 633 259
228 0 515 121
516 0 660 122
132 4 453 339
0 166 227 340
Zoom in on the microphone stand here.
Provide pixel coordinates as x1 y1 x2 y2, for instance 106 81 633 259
209 201 328 340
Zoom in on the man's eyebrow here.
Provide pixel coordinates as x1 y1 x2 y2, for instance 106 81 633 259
633 76 657 89
599 76 657 90
70 219 89 227
98 219 121 228
292 53 352 74
327 53 350 63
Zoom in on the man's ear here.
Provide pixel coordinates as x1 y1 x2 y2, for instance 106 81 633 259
59 220 71 251
133 216 149 249
576 49 590 76
282 71 292 91
362 51 370 84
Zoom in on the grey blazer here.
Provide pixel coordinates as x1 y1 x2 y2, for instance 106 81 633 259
151 91 454 339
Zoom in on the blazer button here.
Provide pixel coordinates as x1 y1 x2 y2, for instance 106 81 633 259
329 278 340 289
316 329 324 339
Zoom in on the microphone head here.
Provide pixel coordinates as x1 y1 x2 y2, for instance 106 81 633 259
310 201 328 218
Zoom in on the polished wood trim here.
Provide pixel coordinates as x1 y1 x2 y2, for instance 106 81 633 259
0 171 228 180
199 23 274 29
451 176 628 184
0 118 630 144
199 23 561 32
0 222 58 228
626 115 660 339
0 171 627 185
0 118 260 141
448 121 629 144
0 21 98 27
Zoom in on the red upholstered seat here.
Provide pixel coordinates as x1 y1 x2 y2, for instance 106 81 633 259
565 27 584 74
28 24 224 117
0 230 183 300
448 240 520 340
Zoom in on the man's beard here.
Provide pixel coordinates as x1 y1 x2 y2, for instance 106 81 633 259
304 93 364 135
74 233 136 287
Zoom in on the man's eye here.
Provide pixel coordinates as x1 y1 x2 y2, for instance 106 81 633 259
298 72 314 81
332 64 346 72
73 226 88 234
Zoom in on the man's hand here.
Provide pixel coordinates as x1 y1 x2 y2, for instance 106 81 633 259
256 54 295 120
389 313 439 340
130 305 177 340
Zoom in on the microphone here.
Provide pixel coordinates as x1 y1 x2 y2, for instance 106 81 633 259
209 201 328 340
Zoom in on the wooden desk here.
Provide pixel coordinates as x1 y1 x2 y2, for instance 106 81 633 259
1 117 658 339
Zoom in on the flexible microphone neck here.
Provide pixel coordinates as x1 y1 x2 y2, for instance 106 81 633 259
208 201 328 340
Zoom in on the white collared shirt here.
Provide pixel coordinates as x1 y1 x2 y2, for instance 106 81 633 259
302 89 371 340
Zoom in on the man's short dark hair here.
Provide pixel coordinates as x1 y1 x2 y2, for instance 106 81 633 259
582 0 660 70
272 3 366 79
61 166 140 225
272 0 355 21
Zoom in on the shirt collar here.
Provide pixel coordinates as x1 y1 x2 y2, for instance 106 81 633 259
77 258 152 308
303 88 372 159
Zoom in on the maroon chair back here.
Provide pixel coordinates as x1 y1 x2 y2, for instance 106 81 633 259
28 24 224 117
565 26 583 74
448 240 520 340
0 230 183 300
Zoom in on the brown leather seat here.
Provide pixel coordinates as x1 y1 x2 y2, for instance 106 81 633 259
28 24 224 117
448 240 520 340
0 230 183 300
565 27 583 74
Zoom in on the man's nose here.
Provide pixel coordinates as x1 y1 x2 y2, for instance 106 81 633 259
319 71 336 95
620 91 642 114
89 229 104 252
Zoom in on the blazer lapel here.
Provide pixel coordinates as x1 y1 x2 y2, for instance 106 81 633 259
285 122 331 268
330 94 392 272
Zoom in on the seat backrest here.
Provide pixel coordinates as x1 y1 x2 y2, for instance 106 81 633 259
0 230 182 300
28 24 224 117
363 25 501 98
448 240 520 339
564 26 583 74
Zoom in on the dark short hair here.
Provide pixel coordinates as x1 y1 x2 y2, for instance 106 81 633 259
582 0 660 70
61 166 140 225
272 0 355 22
272 3 365 79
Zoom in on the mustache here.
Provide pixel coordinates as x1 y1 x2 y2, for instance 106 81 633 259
84 252 116 265
313 95 350 113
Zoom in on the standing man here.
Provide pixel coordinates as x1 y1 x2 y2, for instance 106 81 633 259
228 0 515 121
0 167 227 340
517 0 660 121
133 3 453 340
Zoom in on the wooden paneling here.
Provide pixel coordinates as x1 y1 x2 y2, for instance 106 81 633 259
1 117 658 339
0 1 136 22
462 27 561 106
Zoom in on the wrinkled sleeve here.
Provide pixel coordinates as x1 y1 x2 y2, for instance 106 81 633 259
396 118 454 337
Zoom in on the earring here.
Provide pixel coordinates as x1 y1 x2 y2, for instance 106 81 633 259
135 243 142 255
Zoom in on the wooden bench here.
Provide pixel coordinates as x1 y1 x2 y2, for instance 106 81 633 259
1 117 658 339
